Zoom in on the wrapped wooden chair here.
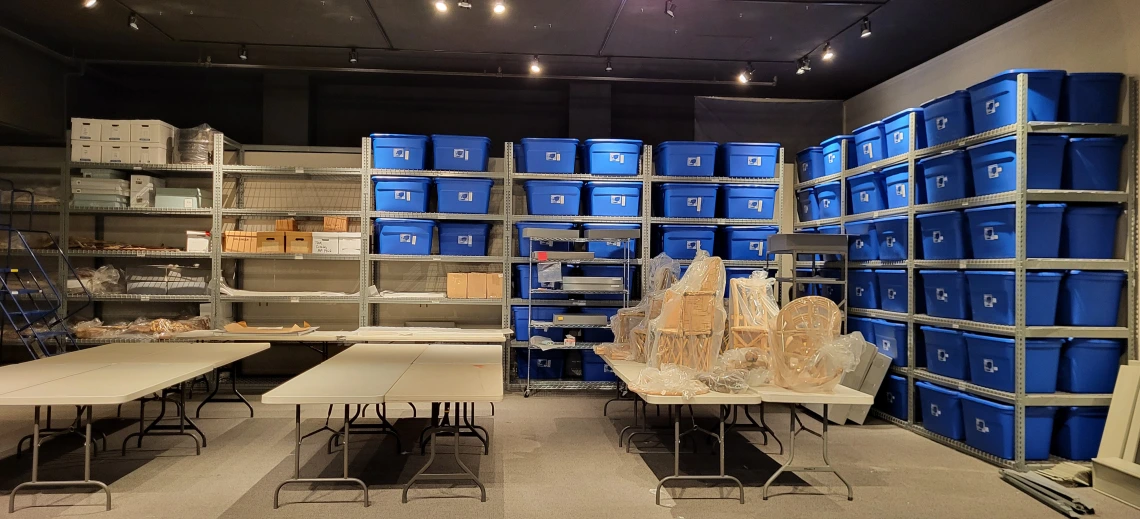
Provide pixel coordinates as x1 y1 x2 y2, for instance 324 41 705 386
770 296 845 391
647 253 726 372
726 272 780 354
599 253 679 361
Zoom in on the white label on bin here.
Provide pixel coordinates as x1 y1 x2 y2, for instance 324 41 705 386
932 230 943 243
862 142 875 158
183 199 193 208
886 236 896 247
747 156 762 166
895 184 906 197
453 148 469 160
936 175 948 188
537 359 552 368
893 131 905 144
983 358 998 373
748 200 764 212
936 117 949 131
821 199 831 208
885 393 895 403
827 153 836 164
984 227 998 241
801 163 808 172
395 190 411 201
458 235 472 245
609 153 624 163
936 287 948 302
458 191 474 202
686 157 701 167
986 100 1000 115
801 203 810 213
854 238 864 249
859 192 870 203
976 418 990 433
686 197 702 212
686 240 701 250
606 239 621 246
881 339 893 352
855 287 864 296
546 151 561 161
887 288 897 300
393 148 407 158
937 349 949 362
749 242 764 255
399 233 417 245
611 195 626 206
987 164 1002 179
984 294 997 307
930 404 942 417
551 194 565 204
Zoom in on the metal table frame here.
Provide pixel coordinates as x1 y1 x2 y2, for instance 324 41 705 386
654 404 744 506
403 400 489 503
274 405 370 508
762 404 853 500
9 406 110 512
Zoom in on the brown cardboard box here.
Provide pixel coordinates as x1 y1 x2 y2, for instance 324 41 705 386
324 216 349 232
275 219 297 231
223 231 258 252
256 231 286 253
446 273 468 299
467 272 489 299
487 273 504 299
285 231 313 253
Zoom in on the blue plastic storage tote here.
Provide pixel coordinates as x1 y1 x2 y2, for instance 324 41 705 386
919 150 973 203
853 121 886 166
821 135 855 175
434 177 493 214
582 350 618 381
814 182 842 219
848 171 886 214
581 223 639 259
655 141 718 177
1062 73 1123 123
720 184 778 219
720 226 778 260
720 142 780 178
848 316 877 345
967 135 1067 196
516 222 574 256
921 91 973 147
657 225 716 260
438 222 490 256
965 271 1062 326
516 349 565 379
873 318 908 366
658 183 717 218
917 382 966 441
371 134 429 169
1062 205 1122 259
961 394 1057 460
883 108 926 157
585 181 640 217
431 134 490 172
1053 407 1109 460
796 189 819 222
882 164 912 209
919 270 970 320
850 269 879 309
1058 339 1125 393
512 306 568 341
1058 270 1126 326
515 264 569 300
964 333 1063 393
875 216 909 261
374 218 435 255
514 143 525 173
877 271 909 315
1065 136 1124 190
964 203 1065 259
373 176 431 212
521 138 579 173
968 69 1066 133
580 309 619 342
845 221 879 261
583 139 642 175
524 180 583 216
877 374 909 420
922 326 970 380
916 210 969 260
797 147 825 183
579 265 632 301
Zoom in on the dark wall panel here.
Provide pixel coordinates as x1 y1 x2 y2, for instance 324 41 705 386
694 97 843 154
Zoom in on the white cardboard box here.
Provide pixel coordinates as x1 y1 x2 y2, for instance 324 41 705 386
71 118 102 141
101 120 130 142
130 120 175 146
130 145 169 165
338 232 362 254
100 144 129 164
186 231 210 252
70 141 101 162
130 175 166 207
311 232 340 254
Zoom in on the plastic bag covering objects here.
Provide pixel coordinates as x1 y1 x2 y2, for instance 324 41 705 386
726 271 780 354
646 250 728 372
596 253 680 361
771 296 862 392
628 364 711 399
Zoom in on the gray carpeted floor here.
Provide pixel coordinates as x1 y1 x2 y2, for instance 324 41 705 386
0 394 1133 518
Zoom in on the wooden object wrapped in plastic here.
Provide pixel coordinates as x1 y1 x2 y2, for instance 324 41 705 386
647 251 727 372
595 253 679 361
726 272 780 354
770 296 847 391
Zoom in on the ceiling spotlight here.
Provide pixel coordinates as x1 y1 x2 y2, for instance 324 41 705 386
605 59 613 73
861 18 872 38
737 63 754 84
128 12 139 30
529 55 542 74
349 48 359 64
665 0 676 18
458 1 472 8
83 0 97 8
796 56 811 75
493 1 506 14
434 1 448 12
239 45 248 61
822 42 835 61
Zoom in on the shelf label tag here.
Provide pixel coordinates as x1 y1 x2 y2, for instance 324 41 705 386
290 296 300 303
295 167 304 174
136 251 146 257
140 296 150 302
686 156 701 167
294 254 304 260
747 156 762 166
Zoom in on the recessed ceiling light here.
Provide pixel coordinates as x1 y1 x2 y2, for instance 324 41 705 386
83 0 98 8
861 18 872 38
737 63 754 84
435 1 448 12
493 1 506 14
530 55 542 74
822 42 834 61
128 12 139 30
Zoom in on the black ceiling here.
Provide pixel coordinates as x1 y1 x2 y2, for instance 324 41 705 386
1 0 1051 99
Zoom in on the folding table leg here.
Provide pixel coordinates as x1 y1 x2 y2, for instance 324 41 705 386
762 404 854 501
654 404 744 506
403 401 487 503
9 406 112 513
274 405 369 508
195 362 254 418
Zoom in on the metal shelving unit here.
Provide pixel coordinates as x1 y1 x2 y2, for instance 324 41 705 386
798 74 1138 471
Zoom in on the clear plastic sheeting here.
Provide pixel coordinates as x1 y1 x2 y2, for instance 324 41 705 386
175 124 215 164
697 367 750 394
717 347 772 387
595 253 680 361
726 270 780 353
73 316 211 340
770 296 861 392
627 364 710 399
645 250 726 372
70 265 123 295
